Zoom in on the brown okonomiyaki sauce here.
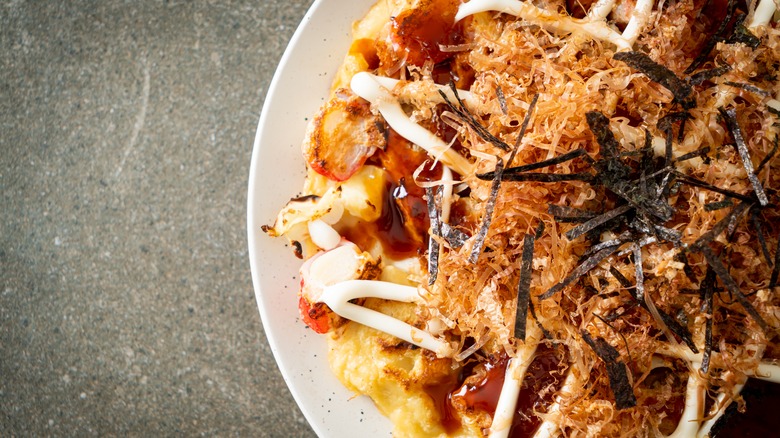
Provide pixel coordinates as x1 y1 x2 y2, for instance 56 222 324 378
385 0 467 67
342 129 434 259
423 345 567 436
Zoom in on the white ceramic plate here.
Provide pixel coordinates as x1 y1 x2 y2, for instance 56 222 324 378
246 0 391 436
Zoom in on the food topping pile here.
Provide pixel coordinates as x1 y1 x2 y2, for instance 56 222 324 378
264 0 780 436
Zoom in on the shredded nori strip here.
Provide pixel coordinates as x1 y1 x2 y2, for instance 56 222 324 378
581 331 637 410
477 148 590 180
496 85 508 115
771 232 780 288
586 111 621 159
514 233 535 341
704 198 734 211
632 244 645 302
441 223 469 249
688 65 731 86
506 94 539 169
614 51 694 109
609 265 633 289
534 221 545 239
614 261 699 352
469 158 504 263
675 146 711 162
425 186 442 285
565 204 632 241
756 135 778 173
539 243 621 300
707 399 740 437
690 202 749 251
724 81 772 97
675 251 699 284
727 14 761 49
439 83 511 151
675 173 755 203
659 112 691 159
492 172 593 183
719 107 769 205
700 267 716 374
548 204 598 223
684 0 737 74
750 208 773 266
468 94 538 263
701 245 768 332
528 299 553 340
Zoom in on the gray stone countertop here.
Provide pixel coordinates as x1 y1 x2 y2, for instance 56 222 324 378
1 1 316 436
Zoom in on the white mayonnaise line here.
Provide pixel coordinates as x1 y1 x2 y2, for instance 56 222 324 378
587 0 615 20
368 74 476 108
665 369 705 438
696 382 745 438
455 0 632 51
351 72 475 177
321 279 451 355
308 219 341 250
768 98 780 114
750 0 778 30
620 0 654 46
656 345 780 384
532 367 582 438
488 324 542 438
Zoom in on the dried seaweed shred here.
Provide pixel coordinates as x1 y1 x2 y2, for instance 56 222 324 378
439 84 511 151
701 245 768 332
477 148 590 180
724 81 772 97
719 107 769 205
548 204 597 223
540 243 621 300
469 158 504 263
565 205 632 241
613 52 694 109
700 267 716 374
514 233 535 341
581 331 637 410
684 0 737 74
688 65 732 86
426 186 442 285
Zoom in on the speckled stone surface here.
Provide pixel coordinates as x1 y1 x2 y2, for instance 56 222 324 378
1 1 315 435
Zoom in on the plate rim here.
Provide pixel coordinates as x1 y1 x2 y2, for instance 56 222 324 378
246 0 390 436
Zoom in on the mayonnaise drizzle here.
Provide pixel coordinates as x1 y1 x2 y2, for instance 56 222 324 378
321 279 452 355
455 0 635 50
488 323 542 438
350 72 475 176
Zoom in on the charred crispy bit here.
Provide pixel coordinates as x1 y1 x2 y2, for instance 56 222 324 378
303 88 386 181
